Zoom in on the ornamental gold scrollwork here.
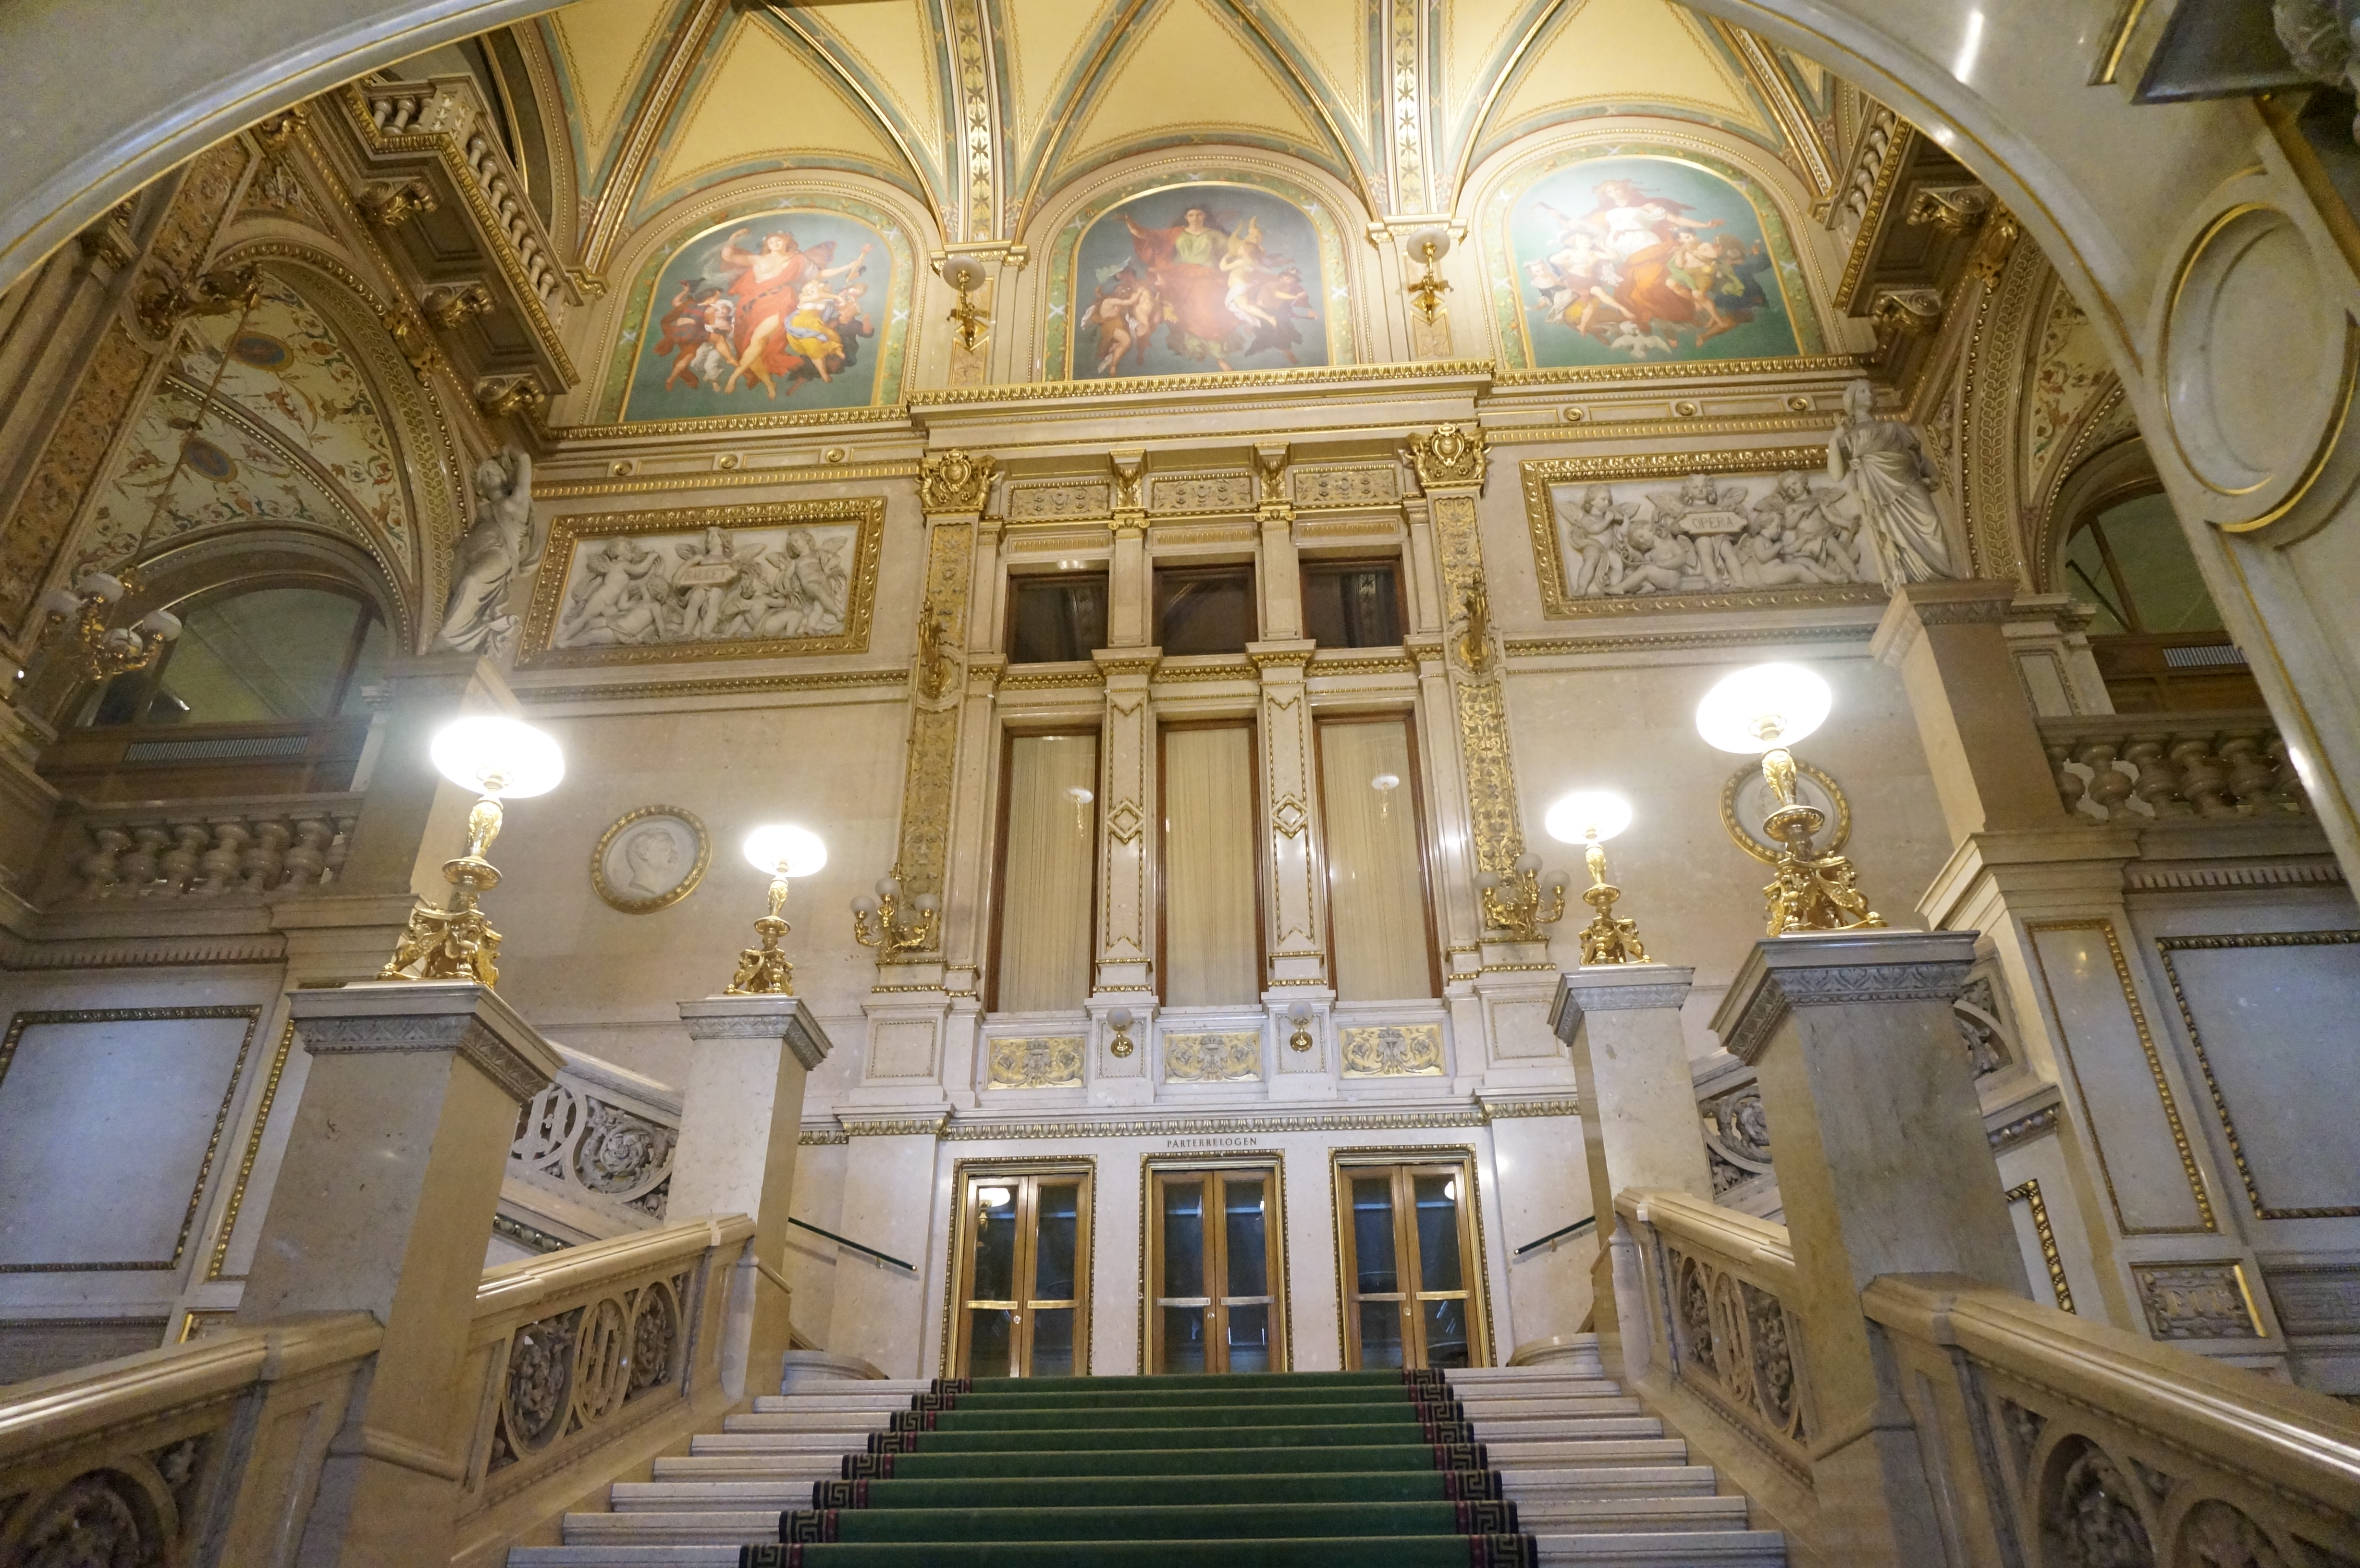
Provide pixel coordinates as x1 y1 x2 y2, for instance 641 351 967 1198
918 449 999 514
1406 423 1490 492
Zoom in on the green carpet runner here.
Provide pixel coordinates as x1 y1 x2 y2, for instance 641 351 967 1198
739 1369 1533 1567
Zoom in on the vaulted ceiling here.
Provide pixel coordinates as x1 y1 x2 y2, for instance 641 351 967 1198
535 0 1844 265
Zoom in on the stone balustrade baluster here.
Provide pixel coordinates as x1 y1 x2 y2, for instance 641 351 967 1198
240 818 292 892
2267 734 2310 812
195 821 252 896
120 823 168 895
78 827 131 899
2170 734 2234 816
2124 735 2189 815
2074 739 2137 815
158 821 209 894
283 817 332 887
2219 731 2278 811
324 815 356 882
2046 743 2087 815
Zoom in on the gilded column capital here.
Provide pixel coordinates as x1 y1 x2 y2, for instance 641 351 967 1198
918 449 1000 514
1405 423 1490 494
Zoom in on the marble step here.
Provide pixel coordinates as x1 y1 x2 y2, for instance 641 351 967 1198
654 1452 848 1480
1503 1465 1717 1498
560 1512 776 1546
1488 1438 1691 1467
1536 1530 1786 1566
1461 1396 1648 1421
750 1392 929 1414
723 1410 893 1433
1514 1494 1755 1533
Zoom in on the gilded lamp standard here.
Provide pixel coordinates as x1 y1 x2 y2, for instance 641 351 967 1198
379 716 565 987
730 825 827 995
1546 790 1646 964
1695 663 1886 936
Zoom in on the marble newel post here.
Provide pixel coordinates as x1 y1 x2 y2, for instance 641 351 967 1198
1549 965 1712 1380
672 995 834 1401
1710 928 2028 1568
236 981 563 1568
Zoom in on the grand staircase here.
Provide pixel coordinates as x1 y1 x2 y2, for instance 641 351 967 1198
509 1341 1784 1567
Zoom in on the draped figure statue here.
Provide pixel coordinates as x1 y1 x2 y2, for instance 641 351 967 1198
436 448 538 656
1826 379 1954 587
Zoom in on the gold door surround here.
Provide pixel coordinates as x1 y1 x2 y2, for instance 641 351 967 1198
942 1158 1094 1378
1141 1155 1291 1374
1330 1148 1493 1370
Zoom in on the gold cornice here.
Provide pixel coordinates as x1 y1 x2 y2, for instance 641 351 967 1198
1488 415 1837 443
910 359 1497 408
1714 21 1835 200
519 668 910 705
550 404 914 442
1492 354 1868 387
1836 123 1915 313
532 462 918 499
1506 622 1874 659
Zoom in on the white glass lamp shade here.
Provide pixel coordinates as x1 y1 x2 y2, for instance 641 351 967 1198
940 256 988 293
1406 226 1452 262
138 608 182 639
430 716 565 797
1546 790 1633 845
1696 663 1832 755
744 823 827 879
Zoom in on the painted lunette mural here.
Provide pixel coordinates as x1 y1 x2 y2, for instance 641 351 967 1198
1487 151 1819 369
596 200 912 424
1049 179 1349 380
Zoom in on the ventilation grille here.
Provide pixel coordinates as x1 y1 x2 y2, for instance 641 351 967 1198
2161 644 2248 669
122 734 311 763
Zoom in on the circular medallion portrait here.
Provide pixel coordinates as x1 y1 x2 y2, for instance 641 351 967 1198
591 806 711 913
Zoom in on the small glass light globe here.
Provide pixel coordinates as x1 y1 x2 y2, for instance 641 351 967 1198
977 1184 1012 1209
743 824 827 878
1695 663 1832 755
430 716 565 798
1546 790 1633 845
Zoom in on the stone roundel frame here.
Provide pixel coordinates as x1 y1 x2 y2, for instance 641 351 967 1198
2153 175 2360 545
591 805 711 914
1720 759 1850 865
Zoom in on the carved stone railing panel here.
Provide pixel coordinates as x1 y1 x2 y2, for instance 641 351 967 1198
1619 1189 1816 1482
56 793 360 903
1867 1276 2360 1568
504 1051 680 1234
0 1314 380 1568
2040 711 2309 823
458 1217 750 1522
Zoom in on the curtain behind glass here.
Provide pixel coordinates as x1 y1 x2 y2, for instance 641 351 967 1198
997 734 1099 1011
1318 720 1433 1001
1161 725 1258 1006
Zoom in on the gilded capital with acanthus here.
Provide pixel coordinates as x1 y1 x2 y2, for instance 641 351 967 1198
1406 423 1489 493
918 449 1000 514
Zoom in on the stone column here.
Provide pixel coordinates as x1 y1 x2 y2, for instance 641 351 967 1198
235 981 562 1568
1250 641 1333 1097
1709 928 2026 1568
1870 579 2062 840
1550 965 1712 1378
1093 648 1158 997
673 995 835 1401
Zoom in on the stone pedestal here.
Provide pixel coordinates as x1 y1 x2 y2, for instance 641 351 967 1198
236 981 561 1568
1551 964 1711 1379
1870 580 2061 840
673 994 834 1400
1710 928 2027 1568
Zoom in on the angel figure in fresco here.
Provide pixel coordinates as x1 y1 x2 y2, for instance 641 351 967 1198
1116 205 1315 370
1529 179 1773 350
1082 269 1158 374
653 280 718 390
715 229 874 397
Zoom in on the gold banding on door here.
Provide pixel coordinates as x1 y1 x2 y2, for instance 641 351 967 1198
1332 1152 1490 1370
946 1162 1094 1378
1144 1160 1289 1373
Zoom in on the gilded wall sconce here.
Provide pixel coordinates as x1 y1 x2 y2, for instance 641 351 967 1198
1404 226 1452 323
851 863 940 958
36 571 180 683
1287 1002 1315 1053
1107 1006 1136 1058
1476 852 1570 943
940 255 989 352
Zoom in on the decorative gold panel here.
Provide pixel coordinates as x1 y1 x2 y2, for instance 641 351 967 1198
1340 1024 1445 1078
1428 493 1524 879
2128 1261 2263 1340
2005 1178 2074 1314
1163 1032 1262 1083
986 1036 1084 1090
518 499 883 668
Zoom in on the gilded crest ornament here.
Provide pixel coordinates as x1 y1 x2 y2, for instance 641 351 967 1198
1407 423 1489 491
918 449 999 514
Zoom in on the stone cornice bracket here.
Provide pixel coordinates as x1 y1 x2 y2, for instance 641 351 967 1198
677 993 835 1072
1405 423 1490 494
286 980 564 1103
1905 182 1993 237
1714 928 1979 1066
1869 577 2018 668
1093 649 1161 682
918 449 999 514
1253 443 1290 513
1549 963 1697 1040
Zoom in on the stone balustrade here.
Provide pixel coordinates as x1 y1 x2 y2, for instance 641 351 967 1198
1868 1275 2360 1566
2040 711 2309 823
62 793 360 901
0 1313 380 1568
506 1052 681 1236
358 77 567 308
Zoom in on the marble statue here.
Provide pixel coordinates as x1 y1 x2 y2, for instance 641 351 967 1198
1826 378 1954 587
1549 467 1872 598
436 447 539 656
551 522 856 649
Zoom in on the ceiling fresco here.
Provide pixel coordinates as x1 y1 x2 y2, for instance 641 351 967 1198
535 0 1841 256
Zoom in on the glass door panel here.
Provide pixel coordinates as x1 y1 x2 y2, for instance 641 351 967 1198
1335 1159 1487 1370
951 1167 1093 1378
1147 1165 1287 1373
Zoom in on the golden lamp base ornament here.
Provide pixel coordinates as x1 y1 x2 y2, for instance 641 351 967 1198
1575 840 1648 965
728 876 798 996
381 796 506 987
1476 853 1569 943
1756 746 1885 937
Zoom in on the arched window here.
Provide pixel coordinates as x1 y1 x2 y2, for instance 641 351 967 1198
2062 492 2261 711
77 585 387 729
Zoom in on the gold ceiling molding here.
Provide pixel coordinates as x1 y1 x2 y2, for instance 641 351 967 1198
910 358 1496 407
1711 21 1836 202
1505 622 1873 660
530 462 919 500
580 0 733 273
521 667 910 705
1492 354 1869 387
551 404 915 442
1488 415 1838 444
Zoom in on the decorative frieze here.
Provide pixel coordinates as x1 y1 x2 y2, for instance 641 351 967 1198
986 1036 1084 1090
1340 1024 1445 1078
1163 1032 1261 1083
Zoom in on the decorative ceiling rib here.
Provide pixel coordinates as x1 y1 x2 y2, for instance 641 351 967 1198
532 0 1856 263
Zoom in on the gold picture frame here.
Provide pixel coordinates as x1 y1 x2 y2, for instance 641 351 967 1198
1519 447 1893 619
518 497 885 668
590 805 711 913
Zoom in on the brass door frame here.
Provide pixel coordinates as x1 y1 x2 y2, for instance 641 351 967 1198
1140 1154 1291 1373
941 1157 1095 1378
1329 1147 1493 1369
